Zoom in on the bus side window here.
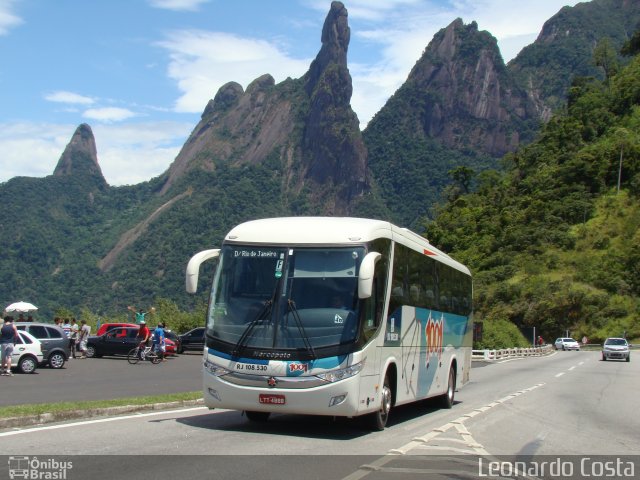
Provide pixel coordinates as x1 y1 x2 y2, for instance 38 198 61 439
362 287 377 340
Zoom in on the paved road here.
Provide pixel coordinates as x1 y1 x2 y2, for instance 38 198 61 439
0 351 203 406
1 350 638 480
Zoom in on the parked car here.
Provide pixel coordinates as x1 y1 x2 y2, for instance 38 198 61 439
601 337 630 362
554 338 581 351
96 322 137 336
86 326 176 358
86 327 141 358
178 327 205 353
164 330 180 356
15 322 70 368
10 330 44 374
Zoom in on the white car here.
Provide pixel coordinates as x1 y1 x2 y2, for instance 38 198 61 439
9 330 44 374
554 337 580 351
602 337 630 362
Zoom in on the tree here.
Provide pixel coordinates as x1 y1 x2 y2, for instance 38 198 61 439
593 38 619 81
449 166 476 194
621 27 640 57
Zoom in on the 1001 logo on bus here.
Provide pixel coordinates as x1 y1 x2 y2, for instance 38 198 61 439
425 313 444 359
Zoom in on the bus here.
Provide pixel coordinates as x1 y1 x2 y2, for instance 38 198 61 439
185 217 473 429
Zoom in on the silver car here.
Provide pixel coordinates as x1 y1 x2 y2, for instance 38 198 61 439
15 322 71 368
554 337 580 351
602 337 630 362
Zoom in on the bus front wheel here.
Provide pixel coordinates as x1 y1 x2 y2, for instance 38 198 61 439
368 374 392 431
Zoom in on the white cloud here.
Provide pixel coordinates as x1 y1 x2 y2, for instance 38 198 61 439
157 30 311 113
0 123 71 181
45 91 95 105
91 122 193 185
147 0 211 12
83 107 138 123
0 121 193 186
0 0 22 36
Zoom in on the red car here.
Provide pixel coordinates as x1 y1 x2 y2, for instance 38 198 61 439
96 323 137 336
164 337 177 356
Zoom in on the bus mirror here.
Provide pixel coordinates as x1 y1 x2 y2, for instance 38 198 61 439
358 252 381 299
186 249 220 293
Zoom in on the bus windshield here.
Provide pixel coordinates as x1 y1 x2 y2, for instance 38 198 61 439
207 245 365 355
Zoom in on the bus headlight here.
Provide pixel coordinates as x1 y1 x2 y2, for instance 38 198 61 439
316 361 364 383
204 358 231 377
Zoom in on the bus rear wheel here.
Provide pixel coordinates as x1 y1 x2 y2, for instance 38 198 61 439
368 374 392 431
245 411 270 422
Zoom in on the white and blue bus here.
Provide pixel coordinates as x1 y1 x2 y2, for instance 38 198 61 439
186 217 472 429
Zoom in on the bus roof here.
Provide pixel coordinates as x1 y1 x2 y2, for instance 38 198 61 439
224 217 470 275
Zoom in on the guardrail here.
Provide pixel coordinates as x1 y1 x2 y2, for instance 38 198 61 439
472 345 553 361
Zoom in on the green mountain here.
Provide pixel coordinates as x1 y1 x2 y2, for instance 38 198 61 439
424 46 640 342
364 18 539 228
364 0 640 229
1 2 372 319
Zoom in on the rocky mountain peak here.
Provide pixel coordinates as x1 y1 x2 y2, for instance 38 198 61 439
160 1 367 213
53 123 107 185
301 1 367 204
305 1 350 94
402 18 536 156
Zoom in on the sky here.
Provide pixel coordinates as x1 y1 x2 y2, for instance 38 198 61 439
0 0 582 186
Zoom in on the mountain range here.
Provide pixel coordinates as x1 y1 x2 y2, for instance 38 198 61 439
1 0 639 321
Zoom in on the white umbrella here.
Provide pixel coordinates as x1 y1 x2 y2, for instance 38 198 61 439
5 301 38 313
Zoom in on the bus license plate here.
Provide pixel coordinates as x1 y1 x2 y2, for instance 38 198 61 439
259 394 286 405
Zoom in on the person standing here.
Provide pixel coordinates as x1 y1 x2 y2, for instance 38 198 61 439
152 323 166 362
78 320 91 358
62 318 71 337
61 318 72 360
1 316 18 375
69 318 79 358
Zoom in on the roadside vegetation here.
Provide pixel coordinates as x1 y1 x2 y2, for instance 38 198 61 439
426 35 640 346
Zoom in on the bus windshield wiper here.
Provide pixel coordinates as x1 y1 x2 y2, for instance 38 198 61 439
286 299 316 360
232 298 274 358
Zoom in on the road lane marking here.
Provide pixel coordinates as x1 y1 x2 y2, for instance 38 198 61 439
568 366 576 371
0 406 208 437
348 383 546 480
555 372 565 377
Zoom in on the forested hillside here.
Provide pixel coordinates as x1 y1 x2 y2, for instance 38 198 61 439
425 37 640 343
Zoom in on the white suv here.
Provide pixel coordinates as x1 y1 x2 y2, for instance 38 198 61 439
9 330 44 374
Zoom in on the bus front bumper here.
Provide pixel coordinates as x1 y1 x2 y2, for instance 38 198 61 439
202 369 373 417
